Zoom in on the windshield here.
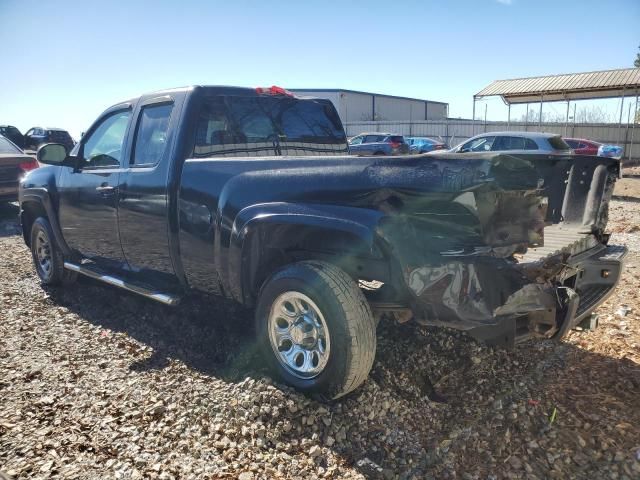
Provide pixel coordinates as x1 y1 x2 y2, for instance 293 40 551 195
0 135 21 154
193 95 348 158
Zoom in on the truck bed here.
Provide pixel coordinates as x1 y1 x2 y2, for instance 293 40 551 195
521 224 598 263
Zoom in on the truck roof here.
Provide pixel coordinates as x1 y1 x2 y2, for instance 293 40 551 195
109 85 319 112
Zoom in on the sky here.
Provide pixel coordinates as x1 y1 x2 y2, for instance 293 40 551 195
1 0 639 139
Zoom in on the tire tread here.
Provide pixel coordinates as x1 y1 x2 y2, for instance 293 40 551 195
298 261 376 398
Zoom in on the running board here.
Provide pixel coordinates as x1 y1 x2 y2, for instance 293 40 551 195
63 262 181 306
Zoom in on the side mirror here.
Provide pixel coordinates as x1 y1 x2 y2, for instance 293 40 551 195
37 143 68 165
459 147 470 153
37 143 81 169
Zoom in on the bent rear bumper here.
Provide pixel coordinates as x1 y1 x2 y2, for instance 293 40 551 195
564 244 627 326
404 243 627 348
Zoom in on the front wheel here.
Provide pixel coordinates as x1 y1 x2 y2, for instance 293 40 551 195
30 217 77 286
255 261 376 400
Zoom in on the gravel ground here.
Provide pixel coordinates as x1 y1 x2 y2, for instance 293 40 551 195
1 191 639 480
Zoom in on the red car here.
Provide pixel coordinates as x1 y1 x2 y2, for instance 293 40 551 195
564 138 601 155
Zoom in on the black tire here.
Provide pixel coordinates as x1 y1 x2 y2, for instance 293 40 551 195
30 217 77 286
255 261 376 400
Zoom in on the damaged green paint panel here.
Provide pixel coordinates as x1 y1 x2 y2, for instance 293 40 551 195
374 153 626 347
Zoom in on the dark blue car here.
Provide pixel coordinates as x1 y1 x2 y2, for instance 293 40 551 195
406 136 448 154
24 127 75 152
348 133 409 155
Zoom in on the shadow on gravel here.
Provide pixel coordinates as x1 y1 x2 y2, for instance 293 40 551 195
43 275 640 477
0 202 21 238
46 279 262 383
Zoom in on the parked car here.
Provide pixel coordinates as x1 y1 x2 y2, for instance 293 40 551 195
564 138 600 155
406 136 448 154
0 125 25 149
564 138 623 159
20 86 626 400
0 135 38 203
348 133 409 155
449 132 573 155
597 144 623 159
24 127 75 152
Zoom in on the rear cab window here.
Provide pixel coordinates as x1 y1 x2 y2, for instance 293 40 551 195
192 95 347 158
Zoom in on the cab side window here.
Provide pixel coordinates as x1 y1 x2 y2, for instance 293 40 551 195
349 136 364 145
81 111 131 168
131 103 173 166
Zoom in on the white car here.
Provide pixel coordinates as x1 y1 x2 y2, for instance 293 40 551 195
448 132 573 155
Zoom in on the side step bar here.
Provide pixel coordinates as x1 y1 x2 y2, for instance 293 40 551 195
63 262 181 306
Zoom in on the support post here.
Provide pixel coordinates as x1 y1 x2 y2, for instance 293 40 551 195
507 103 511 130
472 97 476 136
524 103 529 131
628 94 639 168
572 103 577 137
484 104 488 133
564 100 570 136
618 89 626 147
624 102 632 159
538 95 543 128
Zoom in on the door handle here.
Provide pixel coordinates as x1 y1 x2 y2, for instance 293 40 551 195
96 185 115 194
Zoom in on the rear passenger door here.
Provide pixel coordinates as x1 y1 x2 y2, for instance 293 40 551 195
117 95 183 285
491 136 526 152
362 135 383 155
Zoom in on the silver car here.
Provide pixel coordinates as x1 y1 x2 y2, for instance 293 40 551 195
449 132 573 155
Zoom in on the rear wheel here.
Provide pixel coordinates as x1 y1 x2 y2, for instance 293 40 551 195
255 261 376 400
30 217 76 286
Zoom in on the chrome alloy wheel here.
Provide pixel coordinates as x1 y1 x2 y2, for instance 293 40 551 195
268 291 331 379
35 230 52 278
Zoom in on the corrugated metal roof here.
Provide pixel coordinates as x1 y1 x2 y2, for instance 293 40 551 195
476 68 640 104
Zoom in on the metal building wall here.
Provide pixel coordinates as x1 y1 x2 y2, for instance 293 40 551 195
291 90 448 123
342 91 375 122
426 103 447 120
374 96 425 121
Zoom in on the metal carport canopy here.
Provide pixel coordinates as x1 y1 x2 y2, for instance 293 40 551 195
475 67 640 103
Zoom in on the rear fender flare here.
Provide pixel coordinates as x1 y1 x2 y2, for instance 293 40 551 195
228 203 384 305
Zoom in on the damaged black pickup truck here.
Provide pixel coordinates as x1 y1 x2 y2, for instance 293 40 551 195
20 86 626 399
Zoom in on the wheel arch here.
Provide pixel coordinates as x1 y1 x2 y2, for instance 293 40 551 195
228 203 389 306
20 189 70 255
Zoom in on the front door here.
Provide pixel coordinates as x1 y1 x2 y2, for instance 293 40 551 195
58 108 132 268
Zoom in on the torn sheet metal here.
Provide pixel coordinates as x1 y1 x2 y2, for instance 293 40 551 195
406 259 561 328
